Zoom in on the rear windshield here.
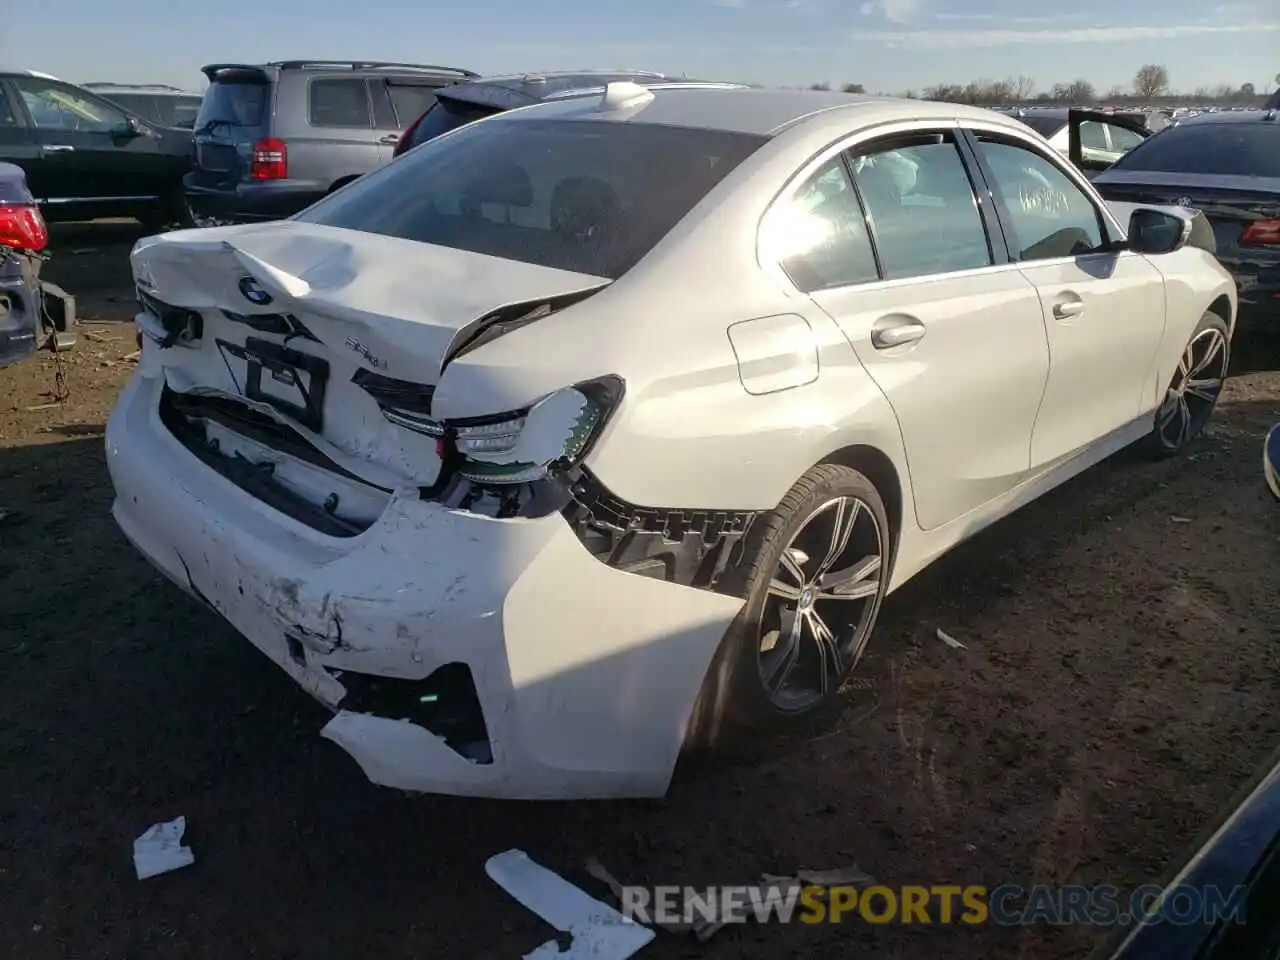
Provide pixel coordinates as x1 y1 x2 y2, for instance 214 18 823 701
1015 116 1066 139
406 95 502 150
194 77 268 131
1111 122 1280 177
299 117 766 279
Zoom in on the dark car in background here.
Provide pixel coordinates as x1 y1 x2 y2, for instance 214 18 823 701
1093 110 1280 329
83 83 203 130
0 70 192 228
392 69 748 158
184 60 477 224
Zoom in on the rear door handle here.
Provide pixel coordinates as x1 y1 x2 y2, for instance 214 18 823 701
871 317 927 349
377 134 400 144
44 144 75 153
1053 300 1084 319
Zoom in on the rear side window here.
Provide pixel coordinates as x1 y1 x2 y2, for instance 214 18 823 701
762 157 878 291
387 83 440 128
309 78 371 128
195 78 268 130
99 92 157 121
407 96 501 150
1111 122 1280 178
850 133 992 279
157 96 201 129
296 117 766 280
1017 116 1065 139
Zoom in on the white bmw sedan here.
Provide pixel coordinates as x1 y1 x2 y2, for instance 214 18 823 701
107 83 1236 800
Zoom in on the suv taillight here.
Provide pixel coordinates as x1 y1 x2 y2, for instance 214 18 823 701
0 202 48 251
250 138 287 180
393 115 423 158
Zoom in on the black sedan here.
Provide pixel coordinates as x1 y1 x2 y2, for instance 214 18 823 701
1092 110 1280 330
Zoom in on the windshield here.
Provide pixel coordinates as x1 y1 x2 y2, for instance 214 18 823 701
1111 122 1280 177
299 117 767 280
1015 116 1066 139
194 77 268 131
406 96 502 151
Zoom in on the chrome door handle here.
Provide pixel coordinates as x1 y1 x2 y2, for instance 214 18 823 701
44 144 75 153
1053 300 1084 319
377 133 400 144
871 318 926 349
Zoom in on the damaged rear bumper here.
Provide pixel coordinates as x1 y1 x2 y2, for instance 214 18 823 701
105 370 743 799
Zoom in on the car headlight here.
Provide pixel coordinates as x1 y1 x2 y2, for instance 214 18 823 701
448 375 623 484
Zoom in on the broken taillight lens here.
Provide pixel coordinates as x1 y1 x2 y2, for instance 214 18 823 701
0 202 48 251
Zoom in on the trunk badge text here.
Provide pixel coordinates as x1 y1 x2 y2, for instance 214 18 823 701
344 336 386 369
238 276 273 306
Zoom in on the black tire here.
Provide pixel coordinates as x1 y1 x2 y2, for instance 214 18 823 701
685 463 892 750
1143 311 1230 459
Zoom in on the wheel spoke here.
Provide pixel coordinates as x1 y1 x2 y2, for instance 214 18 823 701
1158 395 1180 428
1189 332 1224 377
1185 378 1221 404
764 606 803 693
768 578 802 600
806 609 842 695
778 548 807 586
817 499 859 576
1176 395 1192 445
819 554 881 600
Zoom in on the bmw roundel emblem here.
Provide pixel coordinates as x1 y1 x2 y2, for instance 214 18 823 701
238 276 273 305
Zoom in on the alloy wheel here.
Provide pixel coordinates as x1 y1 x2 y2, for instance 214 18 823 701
757 496 884 712
1156 326 1228 450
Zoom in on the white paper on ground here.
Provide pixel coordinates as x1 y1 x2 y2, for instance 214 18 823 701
133 816 195 880
485 849 655 959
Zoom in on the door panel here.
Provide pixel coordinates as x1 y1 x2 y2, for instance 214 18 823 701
0 81 43 198
813 270 1049 531
764 132 1050 532
1018 253 1165 464
967 130 1166 466
12 77 166 203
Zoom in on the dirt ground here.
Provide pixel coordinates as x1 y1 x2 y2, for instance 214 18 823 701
2 222 1278 959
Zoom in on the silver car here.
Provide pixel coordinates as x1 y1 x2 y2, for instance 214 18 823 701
110 84 1236 800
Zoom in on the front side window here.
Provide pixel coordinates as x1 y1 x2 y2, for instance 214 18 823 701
14 79 125 133
297 117 766 280
761 157 878 292
387 83 441 128
974 135 1106 261
309 78 371 128
850 133 992 280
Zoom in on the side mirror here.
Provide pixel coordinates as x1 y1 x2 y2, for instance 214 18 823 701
1127 208 1190 256
113 116 146 141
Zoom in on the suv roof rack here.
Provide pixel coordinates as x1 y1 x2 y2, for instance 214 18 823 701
269 60 478 76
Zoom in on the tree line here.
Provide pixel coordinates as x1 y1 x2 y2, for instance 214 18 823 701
807 64 1270 105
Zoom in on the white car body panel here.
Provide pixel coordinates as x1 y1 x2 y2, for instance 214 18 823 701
107 88 1237 799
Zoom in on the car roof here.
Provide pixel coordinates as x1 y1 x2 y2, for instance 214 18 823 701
437 70 744 111
496 85 1016 138
82 83 201 97
1172 108 1278 126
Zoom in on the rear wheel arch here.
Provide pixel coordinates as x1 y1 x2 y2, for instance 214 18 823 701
328 175 360 194
817 444 904 566
1206 293 1233 331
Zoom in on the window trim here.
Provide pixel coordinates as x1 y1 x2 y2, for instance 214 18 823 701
961 126 1121 264
757 119 1014 295
306 76 374 130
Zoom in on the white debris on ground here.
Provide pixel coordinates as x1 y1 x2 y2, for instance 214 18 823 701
133 816 195 880
936 628 966 650
486 849 656 959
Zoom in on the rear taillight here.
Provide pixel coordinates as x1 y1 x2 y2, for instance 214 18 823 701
250 138 287 180
1240 219 1280 247
0 202 48 251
